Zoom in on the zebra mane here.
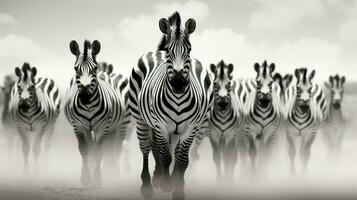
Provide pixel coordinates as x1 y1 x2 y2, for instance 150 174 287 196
22 63 31 81
168 11 181 39
83 40 91 60
218 60 225 81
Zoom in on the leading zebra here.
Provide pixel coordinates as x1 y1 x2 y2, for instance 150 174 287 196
321 74 346 162
129 12 213 200
242 61 284 175
10 63 61 173
64 40 130 186
284 68 327 175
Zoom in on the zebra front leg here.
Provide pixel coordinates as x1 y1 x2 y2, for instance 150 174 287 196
171 136 195 200
152 129 162 188
286 132 297 177
17 128 30 175
222 139 238 183
209 136 222 183
43 126 55 168
137 122 153 199
75 131 92 186
156 130 173 193
93 138 105 187
300 133 316 176
247 135 257 177
32 129 46 174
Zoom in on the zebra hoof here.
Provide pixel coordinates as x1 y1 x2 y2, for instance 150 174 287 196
160 177 173 193
80 174 92 186
172 189 185 200
140 184 153 199
152 173 161 188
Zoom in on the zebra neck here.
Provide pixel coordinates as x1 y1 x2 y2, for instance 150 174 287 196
213 104 233 118
164 77 190 99
254 99 272 113
19 97 40 116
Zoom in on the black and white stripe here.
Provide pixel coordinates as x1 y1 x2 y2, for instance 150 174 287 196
64 40 127 186
241 61 284 174
321 74 346 161
10 63 61 173
129 12 213 199
284 68 327 175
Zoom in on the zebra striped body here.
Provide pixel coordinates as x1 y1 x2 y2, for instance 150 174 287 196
284 68 327 175
130 51 212 199
321 75 346 161
10 63 60 173
64 40 128 186
129 11 212 200
240 61 284 175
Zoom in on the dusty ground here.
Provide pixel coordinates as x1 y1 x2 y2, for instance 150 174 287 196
0 95 357 200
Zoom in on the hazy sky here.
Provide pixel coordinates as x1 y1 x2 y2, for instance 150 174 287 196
1 0 357 88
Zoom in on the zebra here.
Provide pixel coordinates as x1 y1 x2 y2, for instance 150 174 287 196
321 74 346 162
241 61 284 175
202 60 245 182
1 75 17 158
284 68 327 175
98 61 133 174
64 40 130 186
10 63 61 174
129 12 213 200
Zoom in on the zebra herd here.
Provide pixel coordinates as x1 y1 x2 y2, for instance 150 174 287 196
0 12 348 200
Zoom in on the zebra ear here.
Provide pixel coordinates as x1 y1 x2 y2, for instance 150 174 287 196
185 18 196 34
69 40 80 56
15 67 22 78
294 68 300 80
210 64 217 75
31 67 37 80
273 73 282 82
254 63 260 73
159 18 170 34
92 40 101 56
329 76 334 85
269 63 275 73
227 64 234 74
309 70 315 82
341 76 346 85
107 64 113 75
287 74 293 87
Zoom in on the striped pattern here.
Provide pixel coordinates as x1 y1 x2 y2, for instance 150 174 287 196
321 74 346 161
10 63 60 173
129 12 213 199
64 40 128 186
284 68 327 175
241 61 284 173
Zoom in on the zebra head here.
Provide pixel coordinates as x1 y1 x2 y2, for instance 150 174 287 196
158 12 196 94
14 63 37 112
294 68 315 113
254 60 275 108
327 74 345 109
210 60 233 111
69 40 101 104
